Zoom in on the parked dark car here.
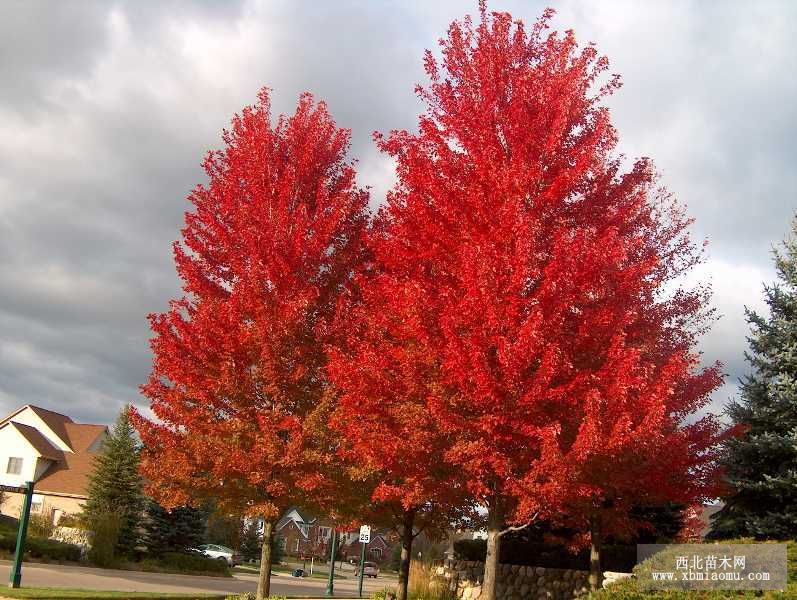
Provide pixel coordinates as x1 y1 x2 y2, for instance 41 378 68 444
292 568 305 577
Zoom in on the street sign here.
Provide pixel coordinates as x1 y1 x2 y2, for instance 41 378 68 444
358 524 371 543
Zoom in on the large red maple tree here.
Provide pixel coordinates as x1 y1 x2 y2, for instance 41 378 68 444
132 89 369 599
369 5 725 598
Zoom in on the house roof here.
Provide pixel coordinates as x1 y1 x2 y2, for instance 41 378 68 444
7 422 62 460
35 450 98 497
64 423 107 452
27 405 74 448
0 405 108 498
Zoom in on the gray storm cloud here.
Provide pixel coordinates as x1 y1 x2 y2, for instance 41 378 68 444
0 0 794 424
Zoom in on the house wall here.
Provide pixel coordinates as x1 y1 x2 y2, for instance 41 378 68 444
4 408 71 452
0 425 42 487
0 490 85 522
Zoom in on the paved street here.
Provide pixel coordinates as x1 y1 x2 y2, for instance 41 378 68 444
0 560 394 597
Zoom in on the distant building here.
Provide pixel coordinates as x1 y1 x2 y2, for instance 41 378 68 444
267 506 397 564
339 530 393 564
0 404 107 523
274 506 334 558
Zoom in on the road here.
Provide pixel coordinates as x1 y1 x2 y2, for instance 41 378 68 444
0 560 395 597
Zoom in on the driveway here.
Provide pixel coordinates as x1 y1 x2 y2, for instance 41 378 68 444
0 560 394 597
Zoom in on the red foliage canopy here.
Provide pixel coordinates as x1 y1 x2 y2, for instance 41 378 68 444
360 3 725 541
133 89 369 519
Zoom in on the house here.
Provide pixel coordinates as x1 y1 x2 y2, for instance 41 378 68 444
274 507 334 558
340 529 393 564
0 404 108 524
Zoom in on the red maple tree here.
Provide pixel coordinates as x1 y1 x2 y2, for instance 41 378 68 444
369 5 725 598
132 89 369 599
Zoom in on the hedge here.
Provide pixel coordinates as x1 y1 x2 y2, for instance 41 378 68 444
0 531 82 562
453 538 637 572
140 551 230 575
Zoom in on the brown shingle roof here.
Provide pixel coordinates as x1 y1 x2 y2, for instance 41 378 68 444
28 405 74 450
36 451 98 497
35 423 107 497
64 423 107 452
7 422 62 460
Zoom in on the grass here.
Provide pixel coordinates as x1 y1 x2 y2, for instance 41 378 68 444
406 559 454 600
1 588 226 600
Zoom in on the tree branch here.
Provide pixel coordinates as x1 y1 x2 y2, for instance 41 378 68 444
497 514 538 538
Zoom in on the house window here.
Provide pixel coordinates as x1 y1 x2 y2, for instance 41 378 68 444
370 547 382 560
6 457 23 475
318 526 331 540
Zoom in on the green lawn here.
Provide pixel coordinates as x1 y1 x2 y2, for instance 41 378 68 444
1 588 225 600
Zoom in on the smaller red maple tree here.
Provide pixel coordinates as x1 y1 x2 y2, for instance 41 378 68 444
133 89 369 599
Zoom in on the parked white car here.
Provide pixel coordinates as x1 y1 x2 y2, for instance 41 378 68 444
197 543 242 566
355 561 380 578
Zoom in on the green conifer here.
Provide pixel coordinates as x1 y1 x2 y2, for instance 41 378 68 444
710 225 797 540
83 405 144 556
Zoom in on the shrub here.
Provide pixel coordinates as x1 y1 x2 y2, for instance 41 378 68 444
407 559 454 600
27 510 56 539
0 515 19 534
158 551 230 574
453 538 636 572
56 513 85 528
87 511 122 567
0 530 81 561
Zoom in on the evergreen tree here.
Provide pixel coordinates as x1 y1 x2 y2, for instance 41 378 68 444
239 520 285 563
240 519 262 561
83 406 144 556
143 499 207 556
710 225 797 540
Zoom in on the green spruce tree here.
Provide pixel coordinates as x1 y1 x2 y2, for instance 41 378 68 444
143 500 207 556
710 224 797 540
84 405 144 557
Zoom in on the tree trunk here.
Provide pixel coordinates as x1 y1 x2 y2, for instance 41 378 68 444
257 519 274 600
396 510 416 600
482 500 504 600
588 519 602 591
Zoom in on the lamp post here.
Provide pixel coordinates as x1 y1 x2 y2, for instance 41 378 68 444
9 481 34 588
325 528 338 597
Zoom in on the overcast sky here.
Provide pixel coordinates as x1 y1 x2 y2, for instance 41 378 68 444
1 0 795 426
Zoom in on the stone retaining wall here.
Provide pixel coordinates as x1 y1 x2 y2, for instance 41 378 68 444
435 559 591 599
